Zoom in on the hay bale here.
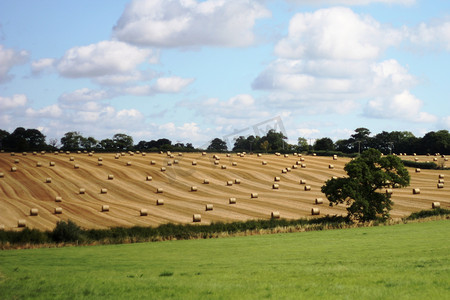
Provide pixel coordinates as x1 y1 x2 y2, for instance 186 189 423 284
30 208 39 216
151 160 156 165
126 161 132 166
262 161 267 165
46 178 52 183
203 179 209 184
227 181 233 186
101 205 109 212
214 160 220 165
202 152 207 156
229 197 236 204
284 154 289 158
439 174 445 179
74 164 80 169
332 176 338 180
315 198 324 204
412 188 420 194
142 152 146 156
232 162 237 166
115 155 120 159
271 211 280 219
140 208 148 216
414 157 419 162
385 189 393 194
36 162 42 167
257 153 262 157
98 162 103 166
49 161 55 166
178 153 183 156
333 155 338 160
17 219 26 228
286 167 291 172
193 214 202 222
300 157 305 161
156 199 164 206
311 208 320 215
100 188 107 194
98 157 103 161
301 163 306 168
221 165 227 169
156 187 163 193
272 183 279 189
432 202 440 209
292 165 298 169
0 224 4 230
274 176 280 182
313 153 317 156
54 207 63 214
205 204 213 211
437 183 444 189
191 186 198 192
281 169 287 174
167 161 172 166
304 185 311 191
192 160 197 165
11 166 17 172
415 168 421 173
14 159 19 163
161 167 166 172
251 193 258 198
55 196 62 202
438 179 444 184
70 157 75 161
10 152 15 156
300 179 306 184
226 154 231 157
79 188 86 194
234 179 241 184
0 172 5 179
146 176 152 181
329 164 334 169
108 174 114 180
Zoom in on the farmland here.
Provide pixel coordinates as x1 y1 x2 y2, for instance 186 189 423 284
0 151 448 231
0 220 448 299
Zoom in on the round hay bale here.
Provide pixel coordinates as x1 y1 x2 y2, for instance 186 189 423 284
257 153 262 157
10 152 15 156
232 162 237 166
169 154 174 158
193 214 202 222
226 154 231 157
415 168 421 173
432 202 440 209
22 152 27 156
45 178 52 183
205 204 213 211
0 172 4 178
300 157 305 161
54 207 63 214
142 152 146 156
286 167 291 172
329 164 334 169
161 167 166 172
74 164 80 169
70 157 75 161
229 197 236 204
301 163 306 168
433 157 438 161
221 165 227 169
437 183 444 189
414 157 419 161
10 166 17 172
98 157 103 161
203 179 209 184
412 188 420 194
315 198 323 204
150 160 156 165
292 165 298 169
0 224 5 230
167 161 172 166
98 162 103 166
49 161 55 166
79 188 86 194
439 174 445 179
115 155 120 159
191 186 198 192
36 162 42 167
140 208 148 216
146 176 153 181
126 161 132 166
333 155 338 160
251 193 258 198
281 169 287 174
272 183 279 189
30 208 39 216
262 161 267 165
14 159 19 164
274 176 281 182
100 188 107 194
385 189 393 194
108 174 114 180
300 179 306 184
234 179 241 184
101 205 109 212
438 179 444 184
271 211 280 219
17 219 26 228
284 154 289 158
192 160 197 165
214 160 220 165
156 199 164 206
332 176 338 180
55 196 62 202
178 153 183 156
202 152 207 156
311 208 320 215
227 181 233 186
304 185 311 191
156 187 163 193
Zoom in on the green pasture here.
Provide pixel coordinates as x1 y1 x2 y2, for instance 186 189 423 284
0 220 449 299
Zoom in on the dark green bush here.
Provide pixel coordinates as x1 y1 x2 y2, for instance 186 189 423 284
51 220 84 243
406 208 450 220
401 160 438 169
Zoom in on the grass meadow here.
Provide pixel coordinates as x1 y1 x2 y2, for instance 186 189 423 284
0 220 448 299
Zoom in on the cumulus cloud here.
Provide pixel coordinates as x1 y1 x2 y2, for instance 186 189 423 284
25 104 63 119
405 20 450 51
113 0 270 47
0 94 28 110
285 0 415 5
59 88 111 103
0 45 29 83
364 90 437 123
55 40 154 78
152 76 195 93
31 58 55 75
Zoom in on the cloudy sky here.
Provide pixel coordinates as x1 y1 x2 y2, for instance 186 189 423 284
1 0 449 147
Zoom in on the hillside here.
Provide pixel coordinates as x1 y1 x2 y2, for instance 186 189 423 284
0 151 448 230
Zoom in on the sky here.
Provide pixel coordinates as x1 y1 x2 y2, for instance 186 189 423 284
0 0 449 148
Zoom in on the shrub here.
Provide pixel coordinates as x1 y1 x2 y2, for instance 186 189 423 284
51 220 84 243
401 160 438 169
406 208 450 220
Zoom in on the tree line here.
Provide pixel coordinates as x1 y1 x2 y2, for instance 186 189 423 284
0 127 449 155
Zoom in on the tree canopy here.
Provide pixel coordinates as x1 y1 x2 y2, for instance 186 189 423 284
321 149 410 221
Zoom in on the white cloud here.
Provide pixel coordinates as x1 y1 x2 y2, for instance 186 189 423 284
25 104 63 119
55 40 153 78
113 0 270 47
152 76 195 93
405 21 450 51
59 88 110 103
0 45 29 83
364 90 437 123
285 0 415 5
274 7 401 60
31 58 55 75
0 94 28 110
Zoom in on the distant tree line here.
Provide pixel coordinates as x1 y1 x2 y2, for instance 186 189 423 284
0 127 449 155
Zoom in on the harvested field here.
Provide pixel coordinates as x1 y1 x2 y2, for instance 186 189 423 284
0 152 448 230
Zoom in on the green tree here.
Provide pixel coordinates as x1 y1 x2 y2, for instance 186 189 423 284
61 131 83 150
297 137 309 152
260 140 270 153
314 137 334 151
113 133 133 151
207 138 227 152
321 149 410 221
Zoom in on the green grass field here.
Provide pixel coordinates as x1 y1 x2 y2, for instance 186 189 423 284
0 220 449 299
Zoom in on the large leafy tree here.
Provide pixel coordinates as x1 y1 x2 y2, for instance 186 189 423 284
61 131 83 150
207 138 227 152
321 149 410 221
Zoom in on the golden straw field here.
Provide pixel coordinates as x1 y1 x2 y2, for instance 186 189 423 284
0 151 448 231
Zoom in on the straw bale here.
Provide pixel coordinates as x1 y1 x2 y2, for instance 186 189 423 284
271 211 280 219
432 202 440 209
54 207 63 214
55 196 62 202
315 198 324 204
156 199 164 205
229 197 236 204
140 209 148 216
30 208 39 216
17 219 26 227
412 188 420 194
193 214 202 222
205 204 213 211
311 208 320 215
304 185 311 191
101 205 109 212
251 193 258 198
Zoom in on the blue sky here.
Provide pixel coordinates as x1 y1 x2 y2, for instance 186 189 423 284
0 0 449 147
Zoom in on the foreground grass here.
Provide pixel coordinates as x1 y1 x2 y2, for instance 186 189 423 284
0 220 448 299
